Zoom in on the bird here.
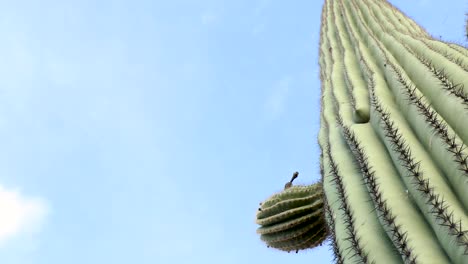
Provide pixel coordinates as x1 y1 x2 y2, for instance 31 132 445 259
284 171 299 190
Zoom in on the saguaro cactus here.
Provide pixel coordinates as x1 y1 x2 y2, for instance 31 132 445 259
256 0 468 263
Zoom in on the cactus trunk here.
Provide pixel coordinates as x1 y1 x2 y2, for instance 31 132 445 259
255 0 468 263
319 0 468 263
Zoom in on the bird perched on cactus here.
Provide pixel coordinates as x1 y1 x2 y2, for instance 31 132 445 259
283 171 299 189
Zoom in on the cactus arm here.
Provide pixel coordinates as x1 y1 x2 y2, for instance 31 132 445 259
256 183 328 253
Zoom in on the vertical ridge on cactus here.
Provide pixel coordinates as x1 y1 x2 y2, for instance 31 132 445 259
255 1 468 263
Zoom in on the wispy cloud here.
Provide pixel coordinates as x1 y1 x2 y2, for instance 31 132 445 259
0 185 48 247
263 76 292 120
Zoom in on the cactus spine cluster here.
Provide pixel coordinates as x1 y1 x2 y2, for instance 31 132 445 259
256 172 328 253
255 0 468 263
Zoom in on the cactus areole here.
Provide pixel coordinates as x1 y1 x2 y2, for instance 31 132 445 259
255 0 468 263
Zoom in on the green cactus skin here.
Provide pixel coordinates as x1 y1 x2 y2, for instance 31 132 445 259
318 0 468 263
256 175 328 253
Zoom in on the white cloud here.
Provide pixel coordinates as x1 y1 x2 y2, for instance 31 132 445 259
263 76 292 120
0 185 48 247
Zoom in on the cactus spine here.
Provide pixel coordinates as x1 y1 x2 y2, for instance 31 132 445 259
255 0 468 263
319 0 468 263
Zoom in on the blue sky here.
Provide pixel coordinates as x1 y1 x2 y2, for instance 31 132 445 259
0 0 465 263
